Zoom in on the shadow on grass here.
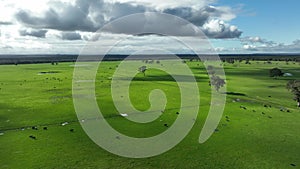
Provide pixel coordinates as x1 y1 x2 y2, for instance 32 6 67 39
115 74 208 82
224 92 247 96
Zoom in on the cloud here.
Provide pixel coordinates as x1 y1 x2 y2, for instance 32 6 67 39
101 13 205 37
0 21 13 25
161 6 241 38
202 19 242 38
241 38 300 53
19 28 48 38
241 36 276 46
214 47 228 52
0 0 253 54
243 44 257 51
106 0 214 11
96 9 241 38
58 32 82 40
163 7 209 26
14 0 146 32
242 36 263 43
108 2 147 21
15 0 99 32
13 0 241 39
261 40 300 52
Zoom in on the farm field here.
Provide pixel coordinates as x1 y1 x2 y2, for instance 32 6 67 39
0 60 299 169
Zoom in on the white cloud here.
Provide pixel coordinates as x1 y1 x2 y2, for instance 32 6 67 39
202 19 242 38
241 36 276 46
243 44 256 50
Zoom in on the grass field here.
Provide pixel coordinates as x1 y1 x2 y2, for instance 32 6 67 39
0 60 299 169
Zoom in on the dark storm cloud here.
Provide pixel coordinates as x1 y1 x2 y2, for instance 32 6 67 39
19 28 48 38
59 32 82 40
14 0 242 39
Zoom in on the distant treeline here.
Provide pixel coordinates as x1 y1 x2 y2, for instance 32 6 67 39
0 54 300 65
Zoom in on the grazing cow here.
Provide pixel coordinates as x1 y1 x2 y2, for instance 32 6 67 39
70 129 74 132
240 105 247 110
32 126 38 130
43 127 48 130
29 135 36 140
297 98 300 107
164 124 169 127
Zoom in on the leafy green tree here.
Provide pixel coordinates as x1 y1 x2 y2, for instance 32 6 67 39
138 66 147 76
209 75 226 92
270 68 283 78
207 65 215 75
287 80 300 107
245 60 251 64
226 59 235 64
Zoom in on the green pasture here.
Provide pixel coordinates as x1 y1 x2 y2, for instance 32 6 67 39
0 60 299 168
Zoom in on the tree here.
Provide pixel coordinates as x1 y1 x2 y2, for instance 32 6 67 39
226 59 235 64
245 59 251 64
207 65 215 75
270 68 283 78
138 66 147 76
287 80 300 107
209 75 226 92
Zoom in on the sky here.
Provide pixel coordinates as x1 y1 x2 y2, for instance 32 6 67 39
0 0 299 54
